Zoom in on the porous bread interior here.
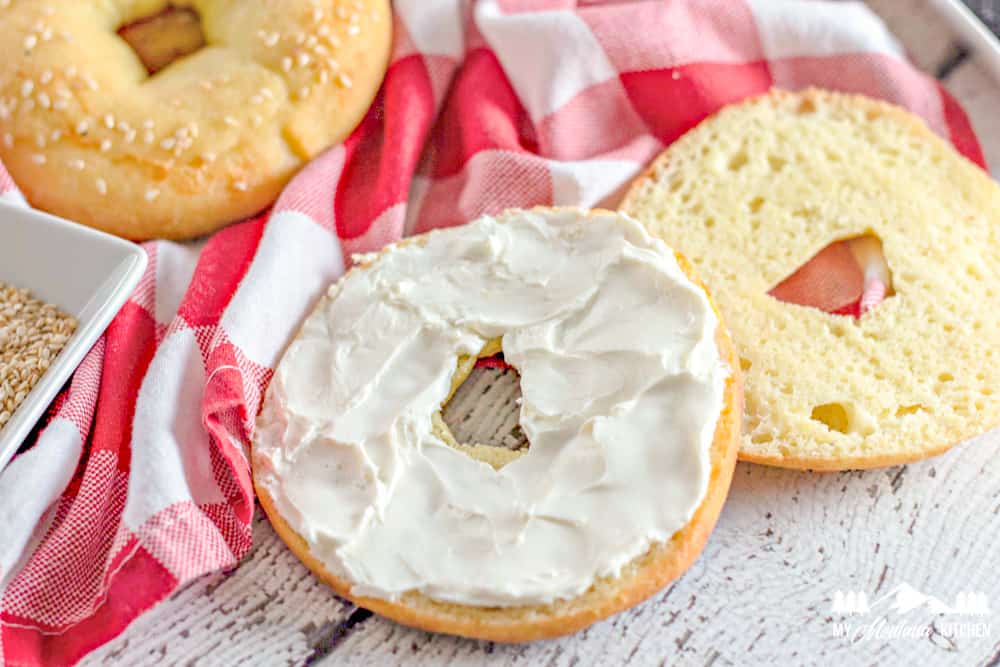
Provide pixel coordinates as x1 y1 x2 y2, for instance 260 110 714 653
253 208 743 641
0 0 391 240
621 88 1000 470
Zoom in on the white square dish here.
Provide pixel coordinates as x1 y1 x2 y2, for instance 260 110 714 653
0 201 147 471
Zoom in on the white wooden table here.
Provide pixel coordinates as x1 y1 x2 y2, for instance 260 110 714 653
83 2 1000 665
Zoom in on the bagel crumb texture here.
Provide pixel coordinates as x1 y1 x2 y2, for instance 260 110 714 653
0 0 391 240
621 88 1000 470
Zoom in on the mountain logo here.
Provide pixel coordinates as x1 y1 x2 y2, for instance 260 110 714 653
832 583 991 617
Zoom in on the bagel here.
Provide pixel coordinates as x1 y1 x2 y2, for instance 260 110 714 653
253 207 742 641
621 88 1000 470
0 0 391 240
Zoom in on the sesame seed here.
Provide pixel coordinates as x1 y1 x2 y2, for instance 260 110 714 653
347 24 360 36
53 99 68 110
38 92 50 109
35 135 45 148
160 137 176 150
264 32 279 47
259 88 273 99
326 57 340 71
2 133 11 148
117 120 131 133
24 35 37 50
103 114 114 129
318 25 330 37
66 65 77 77
234 181 248 191
23 99 34 111
223 116 239 127
297 52 311 67
100 138 111 152
143 130 154 144
281 56 293 72
297 86 310 99
336 72 353 89
319 70 329 84
0 282 78 430
95 178 107 194
20 80 34 97
68 158 84 170
76 119 89 134
145 188 159 201
336 6 348 18
251 114 262 127
142 119 154 129
124 129 136 143
250 95 262 105
84 77 98 91
40 69 53 84
201 152 216 162
312 8 323 21
41 27 52 41
50 129 61 141
32 153 45 164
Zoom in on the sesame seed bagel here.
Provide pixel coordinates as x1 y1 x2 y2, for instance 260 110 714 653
0 0 391 240
253 208 743 641
621 88 1000 470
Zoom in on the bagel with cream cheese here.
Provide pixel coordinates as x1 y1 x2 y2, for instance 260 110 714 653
253 207 742 641
621 88 1000 470
0 0 391 240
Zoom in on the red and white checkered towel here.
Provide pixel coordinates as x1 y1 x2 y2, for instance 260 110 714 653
0 1 986 664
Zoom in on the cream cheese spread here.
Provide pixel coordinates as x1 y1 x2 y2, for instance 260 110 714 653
253 207 727 607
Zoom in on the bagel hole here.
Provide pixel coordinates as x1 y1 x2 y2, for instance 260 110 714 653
118 5 206 75
436 339 528 470
767 233 894 318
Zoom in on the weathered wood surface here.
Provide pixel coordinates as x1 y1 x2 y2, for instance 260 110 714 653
82 3 1000 665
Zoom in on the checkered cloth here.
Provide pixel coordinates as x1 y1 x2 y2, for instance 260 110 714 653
0 1 986 664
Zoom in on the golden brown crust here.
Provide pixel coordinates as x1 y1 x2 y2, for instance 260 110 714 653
0 0 391 240
253 214 742 641
620 88 1000 471
736 434 957 471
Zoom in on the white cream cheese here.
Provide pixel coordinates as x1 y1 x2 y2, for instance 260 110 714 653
253 208 727 607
